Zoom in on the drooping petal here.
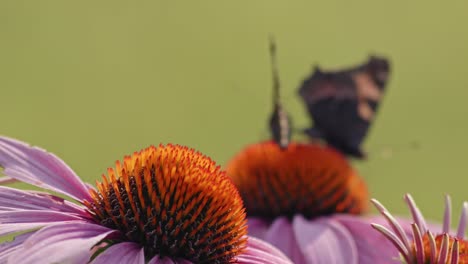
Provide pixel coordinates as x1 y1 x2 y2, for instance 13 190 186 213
91 242 145 264
292 215 359 264
7 221 116 264
0 136 91 202
236 236 293 264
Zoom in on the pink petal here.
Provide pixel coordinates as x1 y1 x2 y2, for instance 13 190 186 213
247 217 270 238
0 186 86 214
0 210 86 223
8 221 116 264
0 136 91 202
262 217 306 263
91 242 145 264
335 215 410 263
405 194 428 234
237 236 293 264
0 210 93 236
0 232 34 262
292 215 359 264
0 223 52 237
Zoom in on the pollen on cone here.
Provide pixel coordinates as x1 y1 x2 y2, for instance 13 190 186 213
85 144 247 263
226 141 368 219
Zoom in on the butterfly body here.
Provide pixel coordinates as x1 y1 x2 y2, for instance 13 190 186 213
268 37 292 150
298 56 390 158
269 103 292 149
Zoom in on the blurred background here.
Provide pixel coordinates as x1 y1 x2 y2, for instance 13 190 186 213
1 1 468 221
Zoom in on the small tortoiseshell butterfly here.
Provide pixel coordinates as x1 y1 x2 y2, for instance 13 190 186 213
298 56 391 158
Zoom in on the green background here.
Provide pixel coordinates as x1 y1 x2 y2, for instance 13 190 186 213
1 1 468 223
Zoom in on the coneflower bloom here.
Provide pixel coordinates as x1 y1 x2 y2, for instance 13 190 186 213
0 136 293 264
226 140 403 263
372 194 468 264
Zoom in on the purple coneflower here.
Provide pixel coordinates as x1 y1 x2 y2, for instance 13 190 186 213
0 136 293 264
372 194 468 264
226 140 406 264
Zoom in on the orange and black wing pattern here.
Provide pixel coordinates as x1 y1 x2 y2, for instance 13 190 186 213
298 56 390 158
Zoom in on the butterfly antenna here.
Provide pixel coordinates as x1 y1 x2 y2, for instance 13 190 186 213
270 36 280 107
268 36 291 149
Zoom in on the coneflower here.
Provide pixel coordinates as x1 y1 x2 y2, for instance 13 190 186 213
226 140 405 264
0 136 293 264
372 194 468 264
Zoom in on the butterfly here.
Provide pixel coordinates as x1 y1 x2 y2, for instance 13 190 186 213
298 56 391 158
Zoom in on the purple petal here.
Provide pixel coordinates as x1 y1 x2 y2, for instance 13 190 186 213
336 214 411 264
0 186 87 214
144 237 294 264
247 217 270 239
292 215 358 264
0 223 52 237
8 221 116 264
144 239 292 264
451 239 459 264
428 231 437 264
411 223 425 264
405 194 428 234
438 233 450 264
236 236 293 264
443 195 452 233
371 223 411 264
0 136 91 202
0 210 92 237
91 242 145 264
261 217 305 263
371 199 413 260
0 232 34 262
456 202 468 239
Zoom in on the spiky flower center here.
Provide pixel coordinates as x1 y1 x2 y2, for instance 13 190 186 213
226 141 368 219
85 144 247 263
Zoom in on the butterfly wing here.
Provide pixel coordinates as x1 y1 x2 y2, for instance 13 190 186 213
298 56 390 158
